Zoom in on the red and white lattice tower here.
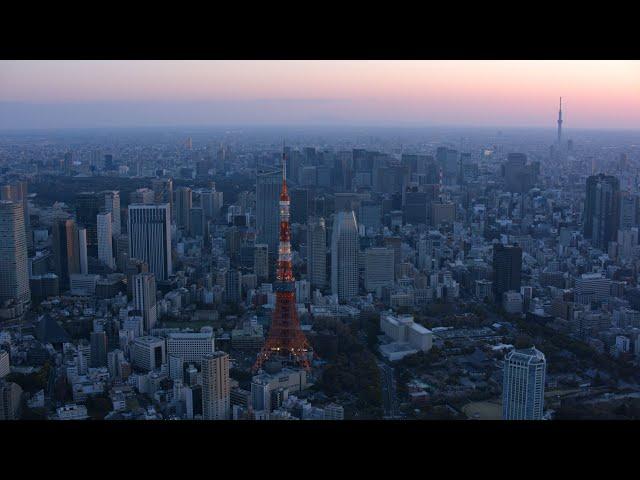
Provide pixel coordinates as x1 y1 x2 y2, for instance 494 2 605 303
252 144 312 372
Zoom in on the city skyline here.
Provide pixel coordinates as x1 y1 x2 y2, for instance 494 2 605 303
1 61 639 130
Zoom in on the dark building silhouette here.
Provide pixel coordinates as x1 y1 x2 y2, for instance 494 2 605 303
492 243 522 300
584 174 620 249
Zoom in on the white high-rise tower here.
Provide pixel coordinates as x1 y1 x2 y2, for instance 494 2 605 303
331 210 359 302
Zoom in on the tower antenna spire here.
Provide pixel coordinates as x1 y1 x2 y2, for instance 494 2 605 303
282 139 286 182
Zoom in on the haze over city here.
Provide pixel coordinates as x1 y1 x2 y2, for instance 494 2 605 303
1 60 639 130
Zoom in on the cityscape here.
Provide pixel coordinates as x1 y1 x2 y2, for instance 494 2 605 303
1 60 640 421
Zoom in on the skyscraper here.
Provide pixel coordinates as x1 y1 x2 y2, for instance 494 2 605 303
201 188 223 220
90 331 108 368
502 347 546 420
331 210 359 302
492 243 522 301
128 203 172 281
0 201 30 307
253 243 269 282
52 219 80 290
256 168 282 255
97 212 115 269
584 174 620 249
176 187 192 231
133 272 157 333
151 177 173 220
307 217 327 289
102 190 121 237
75 192 100 251
201 352 230 420
77 227 88 275
0 180 31 253
364 247 395 292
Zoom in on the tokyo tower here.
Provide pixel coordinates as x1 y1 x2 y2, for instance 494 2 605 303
253 144 312 372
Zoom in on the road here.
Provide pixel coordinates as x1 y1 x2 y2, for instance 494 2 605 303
378 361 400 419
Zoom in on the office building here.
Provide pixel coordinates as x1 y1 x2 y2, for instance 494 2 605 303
256 168 281 254
253 243 269 282
151 178 173 220
102 190 121 236
331 210 359 302
0 201 30 307
166 331 215 365
307 217 327 289
133 273 157 333
492 243 522 301
128 204 172 280
201 352 230 420
364 247 395 292
90 331 108 368
584 174 620 249
0 380 22 420
132 336 166 372
176 186 192 231
502 347 546 420
77 227 88 275
97 212 115 269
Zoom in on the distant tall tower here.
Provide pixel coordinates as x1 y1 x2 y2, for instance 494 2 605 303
253 144 312 372
557 97 563 146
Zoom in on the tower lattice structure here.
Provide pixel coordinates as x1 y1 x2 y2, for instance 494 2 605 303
253 145 312 372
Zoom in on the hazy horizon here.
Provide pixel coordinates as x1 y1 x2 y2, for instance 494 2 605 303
1 60 639 130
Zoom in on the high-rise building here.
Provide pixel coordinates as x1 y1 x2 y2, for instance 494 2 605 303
102 190 121 237
151 178 173 220
52 219 80 290
618 191 638 230
126 257 148 299
90 331 108 368
189 207 205 239
364 247 395 292
77 227 88 275
75 192 100 250
502 347 546 420
129 188 155 205
290 188 309 224
253 243 269 282
97 212 115 269
201 352 230 420
331 210 359 302
128 204 172 281
176 187 192 231
0 201 30 307
201 189 223 220
492 243 522 301
224 269 242 304
256 168 282 255
0 180 31 253
0 380 22 420
307 217 327 289
133 273 157 333
584 174 620 249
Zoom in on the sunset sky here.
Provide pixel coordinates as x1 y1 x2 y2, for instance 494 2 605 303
1 60 639 130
